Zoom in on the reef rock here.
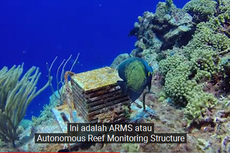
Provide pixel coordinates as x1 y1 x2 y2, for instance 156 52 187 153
110 53 130 69
129 0 194 52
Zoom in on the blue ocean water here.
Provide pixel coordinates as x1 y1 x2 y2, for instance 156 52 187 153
0 0 188 119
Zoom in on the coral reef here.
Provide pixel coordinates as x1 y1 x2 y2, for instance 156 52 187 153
3 0 230 152
110 53 130 69
184 21 230 54
35 0 230 152
31 91 61 127
112 0 230 151
3 95 230 152
134 0 230 126
0 63 49 148
182 0 217 22
129 0 194 55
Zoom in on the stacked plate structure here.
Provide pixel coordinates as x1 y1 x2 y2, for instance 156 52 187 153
71 67 131 123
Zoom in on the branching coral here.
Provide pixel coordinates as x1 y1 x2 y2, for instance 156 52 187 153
131 0 230 127
183 0 230 55
163 61 218 123
160 48 221 123
190 49 221 82
184 87 217 124
163 61 196 107
159 54 187 75
217 0 230 14
185 22 230 53
183 0 217 22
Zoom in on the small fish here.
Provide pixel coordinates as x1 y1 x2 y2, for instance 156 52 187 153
116 57 153 105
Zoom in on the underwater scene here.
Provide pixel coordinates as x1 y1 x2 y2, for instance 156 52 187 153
1 0 230 152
